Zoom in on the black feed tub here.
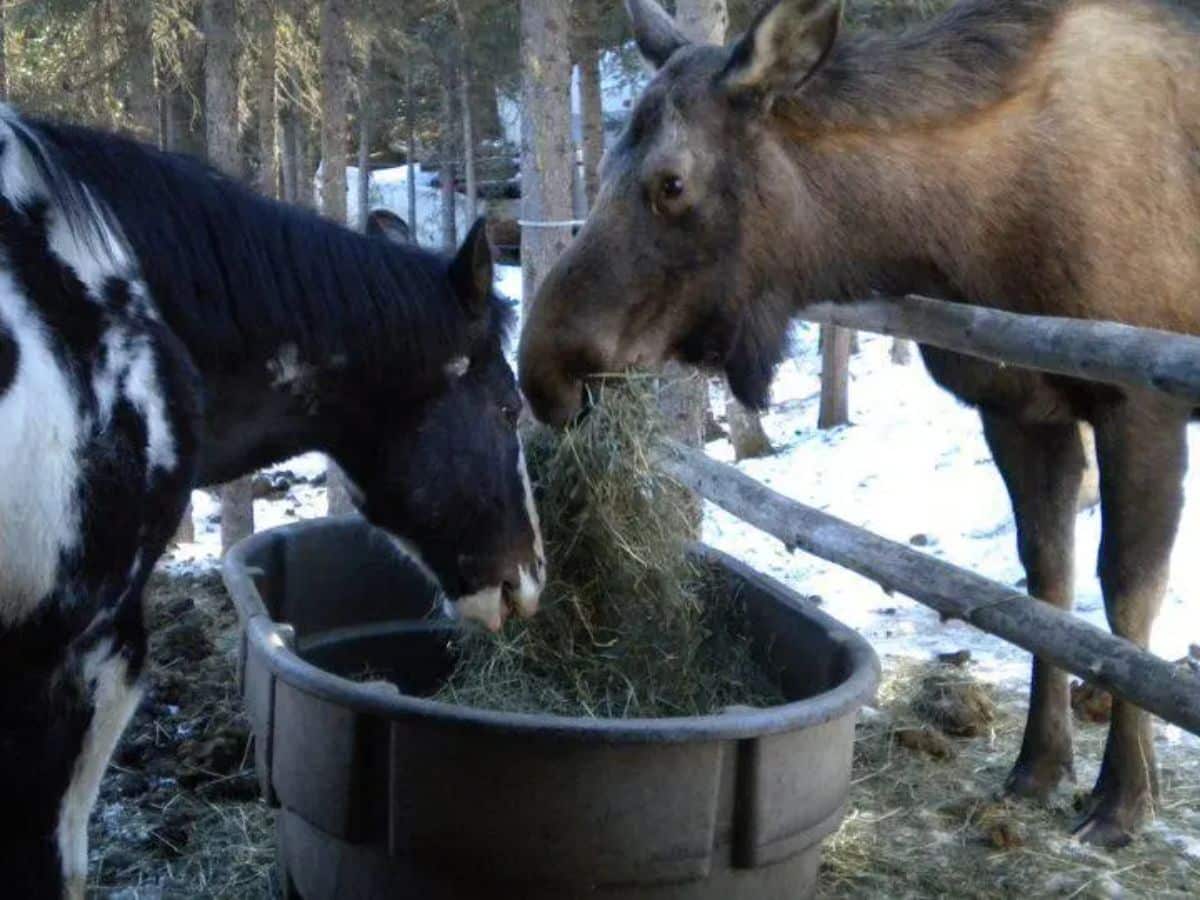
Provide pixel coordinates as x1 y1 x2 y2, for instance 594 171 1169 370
223 517 879 899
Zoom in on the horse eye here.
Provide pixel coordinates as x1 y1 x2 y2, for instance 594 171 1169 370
661 175 684 199
501 404 519 425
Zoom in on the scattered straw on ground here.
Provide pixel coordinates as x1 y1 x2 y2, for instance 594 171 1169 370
435 378 783 718
819 659 1200 899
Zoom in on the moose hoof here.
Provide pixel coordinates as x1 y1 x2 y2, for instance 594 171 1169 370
1072 811 1136 849
1004 756 1074 801
1072 789 1149 848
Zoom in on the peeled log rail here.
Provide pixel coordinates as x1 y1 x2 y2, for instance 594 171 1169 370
659 441 1200 736
798 296 1200 405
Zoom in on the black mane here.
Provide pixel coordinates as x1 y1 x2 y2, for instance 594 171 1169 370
11 115 507 379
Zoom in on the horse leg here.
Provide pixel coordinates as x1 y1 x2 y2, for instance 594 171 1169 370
1074 397 1188 847
981 412 1084 799
56 611 146 899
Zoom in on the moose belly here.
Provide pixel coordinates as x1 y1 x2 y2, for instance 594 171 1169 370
917 344 1107 424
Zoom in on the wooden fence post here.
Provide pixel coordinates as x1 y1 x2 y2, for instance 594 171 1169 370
818 324 852 429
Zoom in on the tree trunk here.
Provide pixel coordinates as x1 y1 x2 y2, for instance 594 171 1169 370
319 0 355 515
256 0 278 198
279 107 296 202
279 50 306 205
520 0 574 312
356 46 372 231
675 0 729 43
165 70 206 160
203 0 241 176
460 62 477 220
662 0 728 462
818 324 852 429
298 115 316 208
452 1 478 220
573 0 604 206
439 34 461 253
0 1 8 102
406 54 419 245
319 0 350 224
891 337 915 365
204 0 253 552
123 0 158 142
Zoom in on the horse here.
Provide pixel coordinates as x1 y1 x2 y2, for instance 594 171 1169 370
518 0 1200 847
0 106 544 897
367 207 413 244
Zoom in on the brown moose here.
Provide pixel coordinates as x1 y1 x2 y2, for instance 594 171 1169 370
518 0 1200 846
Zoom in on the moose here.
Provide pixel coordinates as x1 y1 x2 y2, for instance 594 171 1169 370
519 0 1200 846
0 108 542 897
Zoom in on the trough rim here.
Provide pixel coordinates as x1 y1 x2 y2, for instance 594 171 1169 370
223 517 880 744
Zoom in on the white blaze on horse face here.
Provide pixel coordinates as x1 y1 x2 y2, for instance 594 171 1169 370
0 274 82 626
454 584 505 633
512 436 546 619
57 636 143 900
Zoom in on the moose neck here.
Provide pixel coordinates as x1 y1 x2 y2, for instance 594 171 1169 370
773 1 1065 310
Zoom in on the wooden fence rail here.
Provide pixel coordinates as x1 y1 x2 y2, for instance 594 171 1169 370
660 441 1200 736
798 296 1200 405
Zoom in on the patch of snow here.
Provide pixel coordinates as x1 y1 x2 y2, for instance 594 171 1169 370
315 163 472 246
701 326 1200 697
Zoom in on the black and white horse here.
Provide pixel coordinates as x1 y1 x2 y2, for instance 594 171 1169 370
0 106 543 897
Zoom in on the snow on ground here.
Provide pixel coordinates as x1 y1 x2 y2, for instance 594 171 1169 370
703 324 1200 689
168 265 1199 739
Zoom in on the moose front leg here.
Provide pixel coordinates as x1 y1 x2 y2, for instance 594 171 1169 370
1075 397 1188 847
981 412 1085 799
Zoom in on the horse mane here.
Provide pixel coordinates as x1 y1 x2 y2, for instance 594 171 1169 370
779 0 1067 132
6 112 510 379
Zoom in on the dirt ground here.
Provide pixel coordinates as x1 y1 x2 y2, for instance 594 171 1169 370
87 565 274 899
87 565 1199 899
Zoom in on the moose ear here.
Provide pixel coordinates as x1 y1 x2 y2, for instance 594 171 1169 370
450 217 494 320
626 0 690 69
721 0 842 98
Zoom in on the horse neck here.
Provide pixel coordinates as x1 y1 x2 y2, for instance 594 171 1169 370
194 358 363 487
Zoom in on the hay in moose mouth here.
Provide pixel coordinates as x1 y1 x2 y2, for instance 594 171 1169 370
434 377 784 718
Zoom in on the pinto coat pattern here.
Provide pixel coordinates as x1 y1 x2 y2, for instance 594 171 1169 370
0 106 542 897
519 0 1200 847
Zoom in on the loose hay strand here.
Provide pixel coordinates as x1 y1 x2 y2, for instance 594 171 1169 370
436 378 783 718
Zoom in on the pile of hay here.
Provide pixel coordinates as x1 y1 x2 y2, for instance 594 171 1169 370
435 379 783 718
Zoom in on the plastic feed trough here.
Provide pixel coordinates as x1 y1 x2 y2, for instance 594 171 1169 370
224 517 879 899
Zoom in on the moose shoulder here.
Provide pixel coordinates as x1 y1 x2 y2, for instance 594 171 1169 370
517 0 1200 848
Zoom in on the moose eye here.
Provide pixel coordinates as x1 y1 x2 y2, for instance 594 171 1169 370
651 174 686 216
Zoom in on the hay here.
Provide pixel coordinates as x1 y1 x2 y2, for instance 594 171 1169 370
819 659 1200 899
435 379 783 718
